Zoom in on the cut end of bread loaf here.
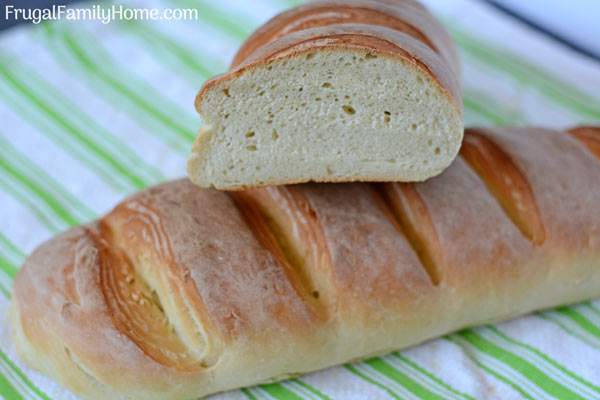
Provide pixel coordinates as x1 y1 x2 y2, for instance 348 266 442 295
190 48 463 190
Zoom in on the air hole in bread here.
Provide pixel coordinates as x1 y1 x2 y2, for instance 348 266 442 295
384 111 391 123
306 53 315 60
342 105 356 115
272 130 279 141
245 131 255 138
434 147 441 155
222 88 230 97
246 145 257 151
365 53 377 59
321 82 333 88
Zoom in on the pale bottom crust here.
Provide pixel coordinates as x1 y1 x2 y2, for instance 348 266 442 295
12 254 600 400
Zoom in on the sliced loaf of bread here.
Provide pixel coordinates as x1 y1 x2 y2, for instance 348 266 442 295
190 0 463 189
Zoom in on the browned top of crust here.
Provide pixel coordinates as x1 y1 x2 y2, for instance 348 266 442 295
460 129 546 245
12 225 191 391
377 126 600 312
12 181 324 390
197 24 462 114
295 183 435 313
568 126 600 160
104 180 321 339
231 0 458 74
395 157 536 294
473 127 600 253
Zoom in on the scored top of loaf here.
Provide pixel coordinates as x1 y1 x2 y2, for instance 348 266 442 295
13 126 600 399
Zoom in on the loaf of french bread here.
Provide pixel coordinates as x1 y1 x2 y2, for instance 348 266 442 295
13 126 600 399
189 0 463 189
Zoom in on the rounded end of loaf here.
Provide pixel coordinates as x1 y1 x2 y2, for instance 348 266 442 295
192 43 463 190
10 180 341 399
12 227 133 400
11 224 218 400
11 299 128 400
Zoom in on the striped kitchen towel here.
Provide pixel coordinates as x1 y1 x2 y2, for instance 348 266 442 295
1 0 600 399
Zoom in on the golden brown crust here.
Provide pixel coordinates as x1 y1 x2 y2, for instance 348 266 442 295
13 127 600 399
95 223 203 371
13 183 326 399
460 129 546 245
568 125 600 160
377 182 443 285
227 190 328 316
12 225 191 400
231 0 459 74
105 182 320 340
